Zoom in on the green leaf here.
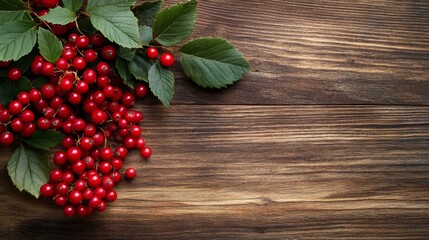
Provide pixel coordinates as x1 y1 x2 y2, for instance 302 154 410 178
148 61 174 107
0 11 26 24
88 6 141 48
7 145 49 198
40 6 77 25
116 58 134 88
128 52 153 82
139 25 153 45
118 47 136 61
32 76 49 89
22 130 64 150
86 0 136 11
0 20 38 61
77 18 97 35
11 49 37 73
0 0 26 10
0 78 17 105
62 0 83 12
133 0 163 26
37 28 63 63
152 0 196 46
180 38 250 89
15 77 33 92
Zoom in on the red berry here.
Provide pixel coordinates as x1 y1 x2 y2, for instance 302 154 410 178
72 57 86 70
37 117 51 130
99 161 112 174
17 92 30 105
111 158 123 169
8 68 21 81
74 179 86 192
125 168 137 180
10 118 24 132
59 77 73 92
100 147 113 160
54 151 67 165
68 33 78 43
136 138 146 149
141 147 152 158
63 205 75 217
55 57 68 70
105 189 117 202
88 195 102 208
21 110 35 123
130 125 142 138
40 84 55 99
51 24 69 36
8 100 23 115
62 172 74 184
135 84 149 98
124 136 136 149
41 0 59 8
66 147 82 163
68 91 82 105
83 68 97 84
114 146 128 159
91 110 108 125
101 177 114 190
0 109 10 123
101 45 117 61
76 35 90 49
97 201 107 212
71 160 85 174
75 80 89 94
68 190 83 205
49 169 62 183
40 183 55 197
0 61 11 68
96 61 111 75
88 174 101 188
42 62 55 76
91 33 105 47
146 47 158 59
55 196 67 206
83 49 98 63
121 93 135 107
0 132 14 145
160 53 175 67
21 123 36 138
29 89 42 102
62 49 75 60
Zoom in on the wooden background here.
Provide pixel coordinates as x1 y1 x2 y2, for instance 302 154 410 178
1 0 429 239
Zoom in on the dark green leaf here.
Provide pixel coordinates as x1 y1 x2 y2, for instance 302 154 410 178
0 78 17 105
0 0 26 10
11 49 37 73
77 18 97 35
180 38 250 89
116 58 134 88
118 47 136 61
88 6 141 48
148 61 174 107
7 145 49 198
32 76 49 89
86 0 136 11
40 6 77 25
128 52 153 82
62 0 83 12
15 77 33 92
152 0 196 46
133 0 163 26
0 11 26 24
37 28 63 63
0 20 38 61
22 130 64 150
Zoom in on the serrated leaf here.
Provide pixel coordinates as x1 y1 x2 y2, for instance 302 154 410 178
116 58 134 88
139 25 153 45
0 11 26 24
40 6 77 25
128 52 153 82
77 18 97 35
32 76 49 89
180 38 250 89
7 145 49 198
133 0 163 26
118 47 136 61
88 6 141 48
152 0 196 46
37 28 63 63
0 20 38 61
0 0 26 10
22 130 64 150
148 61 174 107
62 0 83 12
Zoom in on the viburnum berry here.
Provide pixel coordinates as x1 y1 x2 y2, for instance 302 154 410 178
105 189 117 202
17 92 30 105
141 147 152 158
125 168 137 180
0 61 11 68
10 118 24 132
63 205 75 217
49 169 63 183
41 0 59 8
55 196 67 206
160 53 175 67
68 33 78 43
42 62 55 76
96 62 111 75
40 183 55 197
83 68 97 84
8 68 22 81
62 171 74 184
55 58 68 71
21 123 36 138
135 84 148 98
40 84 56 99
76 35 90 49
8 100 23 115
91 110 108 125
83 49 98 63
0 132 14 146
37 117 51 130
91 33 105 47
62 49 75 60
21 110 35 123
72 57 86 70
101 45 117 61
54 151 67 166
66 147 82 163
146 47 158 59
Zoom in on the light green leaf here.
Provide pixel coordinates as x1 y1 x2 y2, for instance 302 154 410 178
128 52 153 82
7 145 49 198
148 61 174 107
116 58 134 88
88 6 141 48
118 47 136 61
139 25 153 45
152 0 196 46
37 28 63 63
62 0 83 12
0 0 26 10
0 11 26 24
40 6 77 25
22 130 64 150
180 38 250 89
0 20 38 61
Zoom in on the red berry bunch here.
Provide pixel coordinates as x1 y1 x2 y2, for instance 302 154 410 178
146 47 175 67
0 2 153 217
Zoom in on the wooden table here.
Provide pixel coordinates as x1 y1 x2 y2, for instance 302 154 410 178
1 0 429 239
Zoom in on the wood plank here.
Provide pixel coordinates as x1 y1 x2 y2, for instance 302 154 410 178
1 105 429 239
147 0 429 105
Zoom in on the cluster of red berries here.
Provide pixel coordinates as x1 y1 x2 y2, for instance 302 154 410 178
0 0 168 217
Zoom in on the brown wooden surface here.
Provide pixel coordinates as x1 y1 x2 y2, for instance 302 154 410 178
1 0 429 239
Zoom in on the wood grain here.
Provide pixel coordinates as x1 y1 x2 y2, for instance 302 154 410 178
1 0 429 239
1 106 429 239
